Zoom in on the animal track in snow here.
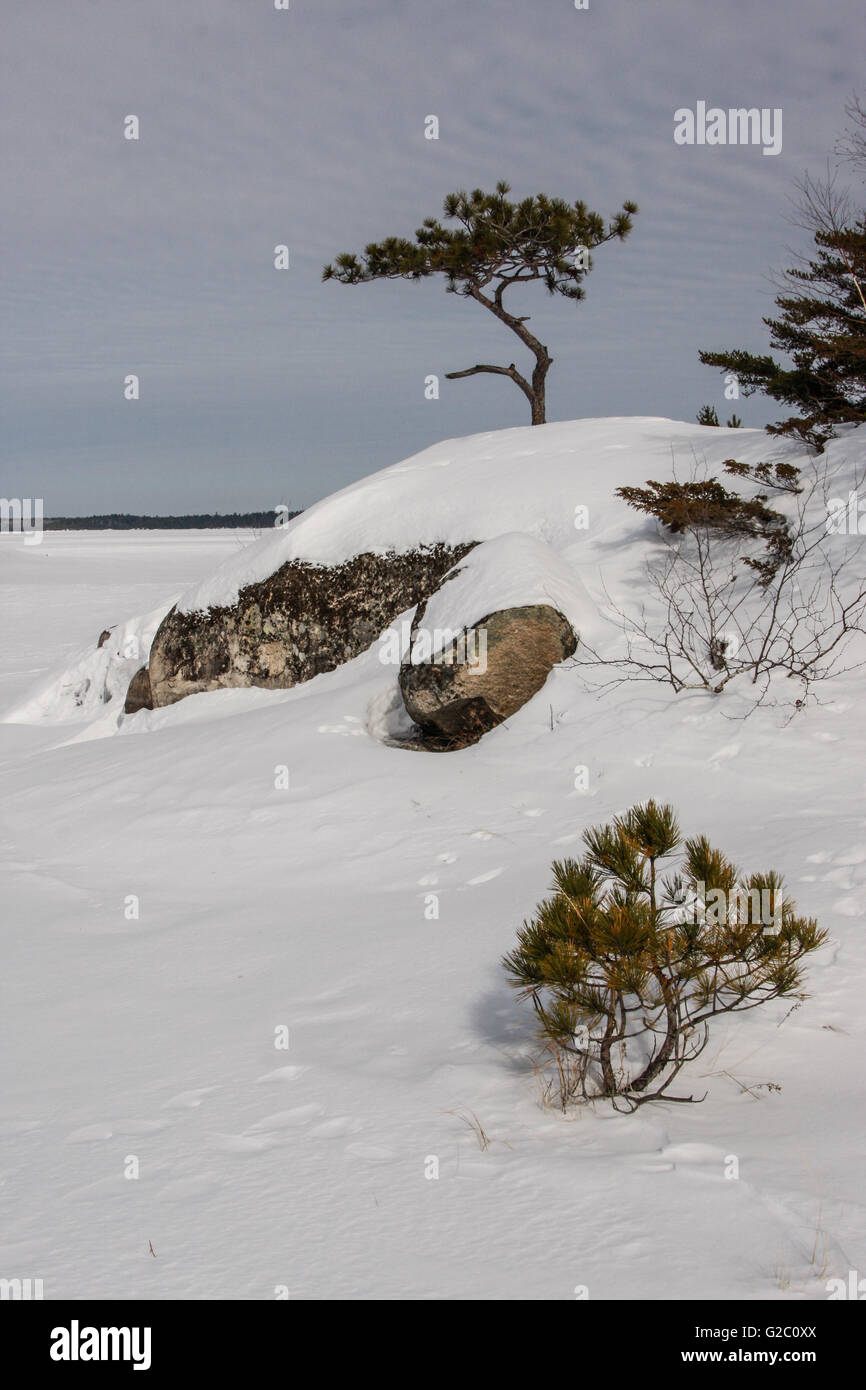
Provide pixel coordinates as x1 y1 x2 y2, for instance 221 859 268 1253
466 867 504 886
308 1116 357 1139
215 1132 280 1154
254 1065 308 1084
659 1142 726 1165
65 1122 114 1143
162 1087 222 1110
291 1003 371 1025
824 862 852 879
708 742 741 765
0 1118 41 1136
626 1144 727 1178
248 1105 326 1130
216 1104 327 1155
157 1173 217 1199
832 897 864 917
112 1119 166 1136
344 1142 396 1164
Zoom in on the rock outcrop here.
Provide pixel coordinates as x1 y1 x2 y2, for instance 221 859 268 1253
147 544 474 708
124 665 154 714
399 603 577 749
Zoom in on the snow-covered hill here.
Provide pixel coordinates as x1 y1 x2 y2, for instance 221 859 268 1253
2 417 865 1299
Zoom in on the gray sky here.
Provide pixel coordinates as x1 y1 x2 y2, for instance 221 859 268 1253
2 0 863 515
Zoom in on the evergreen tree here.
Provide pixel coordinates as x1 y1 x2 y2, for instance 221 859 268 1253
696 404 720 426
699 210 866 449
324 182 637 425
503 802 825 1110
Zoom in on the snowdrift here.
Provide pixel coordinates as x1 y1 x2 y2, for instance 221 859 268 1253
3 418 866 1299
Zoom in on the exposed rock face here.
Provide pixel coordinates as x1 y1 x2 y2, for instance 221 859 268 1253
399 604 577 749
147 544 475 708
97 629 112 649
124 665 154 714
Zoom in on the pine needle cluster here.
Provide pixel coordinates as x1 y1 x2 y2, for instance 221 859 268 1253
503 802 826 1110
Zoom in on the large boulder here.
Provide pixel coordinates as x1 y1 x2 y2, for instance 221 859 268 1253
399 603 577 749
124 665 153 714
147 544 474 708
391 532 591 749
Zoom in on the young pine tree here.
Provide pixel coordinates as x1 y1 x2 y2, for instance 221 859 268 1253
503 801 825 1111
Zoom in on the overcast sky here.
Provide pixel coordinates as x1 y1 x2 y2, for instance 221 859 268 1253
2 0 863 514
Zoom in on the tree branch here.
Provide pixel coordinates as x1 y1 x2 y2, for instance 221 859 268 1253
444 361 535 403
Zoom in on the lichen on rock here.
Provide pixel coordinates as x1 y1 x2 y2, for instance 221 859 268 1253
147 543 475 708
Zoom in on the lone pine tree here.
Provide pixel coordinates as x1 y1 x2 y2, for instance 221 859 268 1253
503 801 825 1111
323 182 637 425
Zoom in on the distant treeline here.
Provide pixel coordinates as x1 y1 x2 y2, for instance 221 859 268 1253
42 511 303 531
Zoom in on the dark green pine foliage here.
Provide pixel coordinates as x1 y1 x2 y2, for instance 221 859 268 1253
503 801 826 1111
323 182 637 425
700 218 866 449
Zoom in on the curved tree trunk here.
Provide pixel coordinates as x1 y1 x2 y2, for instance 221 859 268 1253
442 285 553 425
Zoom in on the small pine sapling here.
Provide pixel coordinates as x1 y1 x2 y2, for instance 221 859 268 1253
503 801 826 1111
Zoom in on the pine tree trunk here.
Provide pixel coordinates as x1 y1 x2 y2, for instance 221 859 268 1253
529 353 550 424
628 863 678 1096
598 1006 619 1096
468 285 552 425
628 968 679 1094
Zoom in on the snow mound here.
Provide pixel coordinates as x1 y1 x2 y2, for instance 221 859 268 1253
175 417 793 614
8 417 864 733
407 532 599 661
4 602 169 726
